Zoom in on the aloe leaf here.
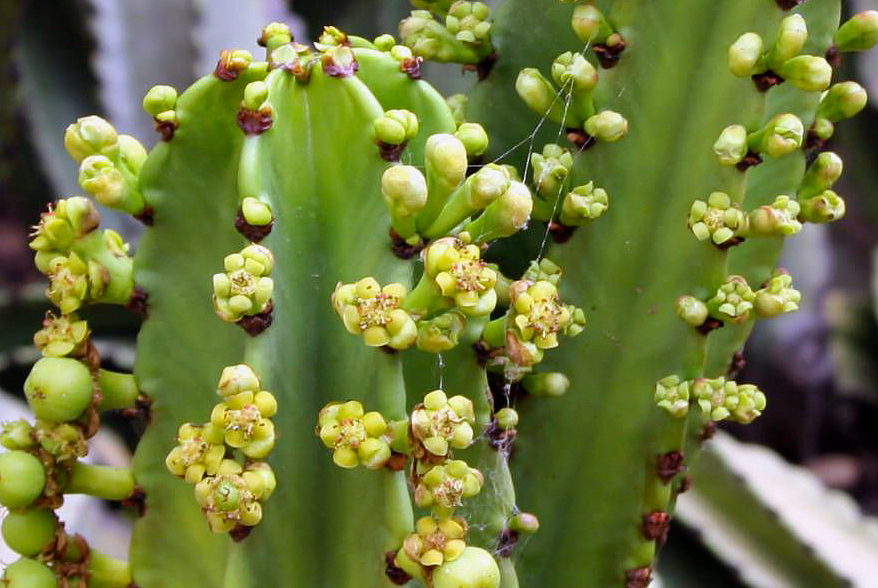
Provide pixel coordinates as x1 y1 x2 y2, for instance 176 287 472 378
677 432 878 588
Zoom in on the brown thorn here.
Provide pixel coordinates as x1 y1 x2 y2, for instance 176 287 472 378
727 349 746 380
389 227 425 259
641 511 671 544
566 128 596 151
385 452 408 471
625 566 653 588
400 56 423 79
735 151 763 172
126 287 149 318
696 317 723 335
495 528 520 557
133 206 154 226
154 119 177 141
235 209 273 242
547 221 577 243
229 524 253 542
699 421 716 443
385 551 412 585
593 40 626 69
656 450 686 484
122 486 147 517
462 51 497 80
804 128 828 151
377 140 408 162
678 473 693 494
776 0 804 9
237 107 273 136
825 45 841 69
237 301 274 336
751 70 785 92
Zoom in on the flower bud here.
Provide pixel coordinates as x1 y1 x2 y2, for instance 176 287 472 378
259 22 293 52
835 10 878 52
515 68 561 119
654 375 690 417
777 55 832 92
707 275 755 324
768 14 807 70
1 558 58 588
584 110 628 142
0 451 46 508
464 181 533 243
571 5 609 44
560 182 608 226
455 122 489 157
64 115 118 163
675 295 708 327
688 192 745 245
78 155 128 208
744 195 802 237
142 85 178 117
382 165 429 217
551 51 598 91
799 190 845 223
798 151 843 200
432 547 500 588
1 508 57 557
241 197 273 226
751 113 803 158
754 269 800 317
522 372 569 397
24 357 94 423
728 32 764 77
713 125 748 166
243 81 270 111
495 407 518 430
417 311 466 352
817 82 868 122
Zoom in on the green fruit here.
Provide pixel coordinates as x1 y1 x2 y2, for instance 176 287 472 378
24 357 94 423
2 508 57 556
0 451 46 508
1 557 58 588
432 547 501 588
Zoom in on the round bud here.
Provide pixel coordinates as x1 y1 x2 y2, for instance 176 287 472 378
24 358 94 423
2 509 57 556
584 111 628 142
432 547 500 588
495 407 519 430
142 85 178 117
1 558 58 588
0 451 46 508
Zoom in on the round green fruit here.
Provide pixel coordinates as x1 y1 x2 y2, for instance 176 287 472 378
1 557 58 588
432 547 500 588
0 451 46 508
2 508 57 556
24 357 94 422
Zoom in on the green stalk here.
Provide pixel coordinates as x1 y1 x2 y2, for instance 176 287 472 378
64 462 135 501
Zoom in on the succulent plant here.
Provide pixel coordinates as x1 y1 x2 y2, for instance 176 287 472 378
3 2 878 588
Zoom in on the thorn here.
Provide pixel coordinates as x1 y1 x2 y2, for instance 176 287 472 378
237 106 274 136
235 209 273 242
642 511 670 543
126 287 149 318
751 70 785 91
400 56 423 79
734 151 763 171
656 450 686 484
237 301 274 336
385 551 412 585
229 524 253 542
495 528 519 557
122 486 147 517
625 566 653 588
389 227 424 259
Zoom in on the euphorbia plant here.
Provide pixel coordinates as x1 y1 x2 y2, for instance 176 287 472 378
2 1 877 587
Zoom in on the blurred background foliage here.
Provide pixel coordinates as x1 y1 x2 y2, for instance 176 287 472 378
1 1 877 585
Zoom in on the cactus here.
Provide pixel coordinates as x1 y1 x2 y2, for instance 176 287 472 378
3 2 878 588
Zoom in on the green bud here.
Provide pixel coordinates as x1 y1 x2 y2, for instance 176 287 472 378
713 125 748 166
515 68 570 126
432 547 500 588
768 14 807 71
571 5 610 44
811 117 835 141
495 407 518 430
817 82 868 122
749 113 803 158
584 110 628 142
799 190 846 223
531 144 573 199
559 182 608 227
777 55 832 92
754 269 800 317
455 122 489 157
243 81 269 111
417 311 466 352
447 94 468 124
383 165 429 218
744 195 802 237
464 181 533 243
64 115 118 163
213 245 275 322
142 85 178 117
1 420 35 450
654 375 690 417
522 372 570 397
78 156 127 208
509 512 539 534
1 558 58 588
241 197 273 226
688 192 746 246
799 152 843 200
24 357 94 423
728 32 764 77
551 51 598 92
707 275 755 324
259 22 293 52
675 295 708 327
0 451 46 508
332 279 418 349
834 10 878 52
692 377 766 424
373 34 396 51
400 7 490 64
2 508 57 557
117 134 147 175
